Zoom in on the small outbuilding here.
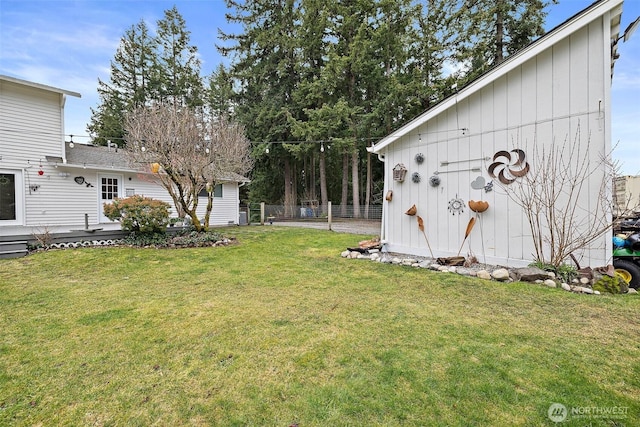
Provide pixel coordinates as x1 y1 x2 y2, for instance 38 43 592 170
372 0 629 267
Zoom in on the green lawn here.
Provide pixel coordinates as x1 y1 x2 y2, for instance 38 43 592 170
1 226 639 426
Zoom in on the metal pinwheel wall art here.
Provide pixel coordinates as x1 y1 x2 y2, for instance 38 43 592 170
487 149 529 184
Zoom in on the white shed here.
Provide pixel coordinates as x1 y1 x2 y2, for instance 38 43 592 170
372 0 626 268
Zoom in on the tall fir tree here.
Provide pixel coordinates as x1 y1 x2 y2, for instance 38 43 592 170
221 0 303 216
88 7 204 145
88 20 155 146
153 6 204 108
207 64 235 120
452 0 554 81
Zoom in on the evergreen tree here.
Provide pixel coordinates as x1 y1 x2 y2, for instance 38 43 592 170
207 64 235 120
452 0 554 81
221 0 303 216
88 7 204 145
88 20 155 146
153 6 204 107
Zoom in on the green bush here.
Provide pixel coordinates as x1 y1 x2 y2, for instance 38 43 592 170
592 275 629 294
122 232 169 247
170 230 224 247
528 261 577 283
103 195 170 234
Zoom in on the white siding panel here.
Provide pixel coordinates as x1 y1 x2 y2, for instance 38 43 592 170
24 168 100 227
552 37 572 139
381 12 612 267
536 49 554 122
197 182 241 226
0 82 64 161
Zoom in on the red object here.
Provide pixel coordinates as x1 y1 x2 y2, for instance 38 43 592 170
38 170 44 176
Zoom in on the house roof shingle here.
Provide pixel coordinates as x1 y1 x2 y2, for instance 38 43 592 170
64 143 133 171
58 143 249 183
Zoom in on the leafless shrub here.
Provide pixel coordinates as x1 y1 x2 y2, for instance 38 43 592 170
499 126 635 267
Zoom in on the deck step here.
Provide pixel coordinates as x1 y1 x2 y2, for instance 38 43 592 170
0 241 28 259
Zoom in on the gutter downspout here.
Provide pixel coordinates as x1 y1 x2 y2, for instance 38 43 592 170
60 94 67 164
367 145 387 248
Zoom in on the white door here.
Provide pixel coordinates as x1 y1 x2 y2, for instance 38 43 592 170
99 174 123 223
0 170 23 225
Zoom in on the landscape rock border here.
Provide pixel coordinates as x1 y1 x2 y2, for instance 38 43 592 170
340 249 638 296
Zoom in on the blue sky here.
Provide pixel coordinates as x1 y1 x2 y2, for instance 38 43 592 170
1 0 638 174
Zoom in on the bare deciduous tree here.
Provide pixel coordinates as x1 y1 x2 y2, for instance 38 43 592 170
124 103 253 231
500 126 623 268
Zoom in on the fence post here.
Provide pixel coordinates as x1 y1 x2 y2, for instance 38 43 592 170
260 202 265 225
328 201 332 231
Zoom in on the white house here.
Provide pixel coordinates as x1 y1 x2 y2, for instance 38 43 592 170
372 0 628 268
0 74 248 236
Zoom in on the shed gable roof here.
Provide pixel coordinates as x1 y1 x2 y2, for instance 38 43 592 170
372 0 623 153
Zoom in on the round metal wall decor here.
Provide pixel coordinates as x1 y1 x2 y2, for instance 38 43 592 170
488 149 530 184
415 153 425 164
412 172 421 183
448 196 465 215
429 175 441 187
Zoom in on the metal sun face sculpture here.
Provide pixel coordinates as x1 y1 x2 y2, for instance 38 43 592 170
487 149 530 184
448 197 465 215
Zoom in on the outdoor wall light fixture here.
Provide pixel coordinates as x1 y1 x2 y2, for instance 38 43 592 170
68 135 75 148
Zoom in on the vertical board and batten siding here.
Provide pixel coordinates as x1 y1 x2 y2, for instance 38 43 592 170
381 16 611 267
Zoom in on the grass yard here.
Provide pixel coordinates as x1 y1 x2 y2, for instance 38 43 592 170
1 226 639 426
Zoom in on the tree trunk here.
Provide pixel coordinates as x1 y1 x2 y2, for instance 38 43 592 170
319 150 328 215
292 161 298 216
203 190 213 231
341 152 349 216
495 3 504 64
364 147 372 219
284 157 295 218
351 148 361 218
